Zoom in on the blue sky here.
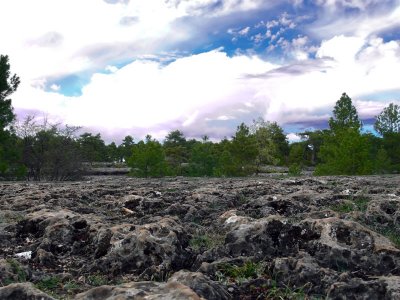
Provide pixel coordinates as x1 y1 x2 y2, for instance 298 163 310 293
1 0 400 142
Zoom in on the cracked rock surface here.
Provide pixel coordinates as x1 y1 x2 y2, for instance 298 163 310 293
1 175 400 299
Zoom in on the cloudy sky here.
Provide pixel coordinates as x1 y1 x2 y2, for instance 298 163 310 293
1 0 400 142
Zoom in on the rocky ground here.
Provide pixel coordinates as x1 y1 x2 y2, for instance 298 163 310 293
0 175 400 299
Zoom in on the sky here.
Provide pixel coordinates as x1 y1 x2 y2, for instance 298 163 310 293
1 0 400 143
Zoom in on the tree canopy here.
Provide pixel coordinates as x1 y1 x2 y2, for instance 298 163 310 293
328 93 362 132
0 55 20 129
374 103 400 136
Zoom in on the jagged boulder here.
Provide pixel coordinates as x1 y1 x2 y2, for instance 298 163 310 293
91 217 192 278
0 283 55 300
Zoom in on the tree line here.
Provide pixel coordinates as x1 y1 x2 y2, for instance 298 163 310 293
1 54 399 180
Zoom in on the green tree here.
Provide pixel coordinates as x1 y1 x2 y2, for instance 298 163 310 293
78 133 108 162
128 135 167 177
374 103 400 136
315 128 372 175
163 130 188 175
106 142 120 162
119 135 135 162
229 123 258 176
316 93 372 175
288 142 307 165
373 147 391 174
381 132 400 172
328 92 362 132
16 117 83 180
0 55 22 178
189 138 216 176
214 148 237 177
0 55 20 129
250 118 287 170
298 130 327 165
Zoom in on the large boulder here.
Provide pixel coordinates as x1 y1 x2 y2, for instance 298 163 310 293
0 283 55 300
92 217 192 278
75 281 202 300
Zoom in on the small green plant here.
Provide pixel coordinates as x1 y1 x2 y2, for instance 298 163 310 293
377 228 400 248
6 259 27 283
217 261 265 284
63 280 81 294
189 232 224 251
288 163 302 176
330 201 355 213
87 273 108 286
353 197 369 212
190 235 212 250
265 280 309 300
35 276 61 297
330 197 370 213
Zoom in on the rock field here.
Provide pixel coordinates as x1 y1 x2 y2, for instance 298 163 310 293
0 175 400 299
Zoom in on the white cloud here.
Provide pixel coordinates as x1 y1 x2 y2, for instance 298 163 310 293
105 65 119 73
238 27 251 36
2 0 400 141
315 0 391 10
50 84 60 91
309 2 400 39
217 115 235 121
287 133 301 142
12 33 400 140
166 0 270 17
13 50 277 137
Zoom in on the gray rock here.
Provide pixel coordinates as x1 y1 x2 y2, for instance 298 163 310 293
75 281 202 300
0 282 55 300
169 270 231 300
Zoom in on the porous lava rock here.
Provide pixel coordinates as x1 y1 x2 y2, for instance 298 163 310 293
0 175 399 299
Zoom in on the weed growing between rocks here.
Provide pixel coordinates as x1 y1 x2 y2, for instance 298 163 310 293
87 273 108 286
216 261 266 284
330 197 370 213
35 276 62 297
189 231 225 251
5 259 27 284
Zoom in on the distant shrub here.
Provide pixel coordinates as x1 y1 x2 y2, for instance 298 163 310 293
288 163 302 176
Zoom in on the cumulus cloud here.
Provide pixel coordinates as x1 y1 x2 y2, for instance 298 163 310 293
12 33 400 141
165 0 274 16
2 0 400 141
308 1 400 39
315 0 394 10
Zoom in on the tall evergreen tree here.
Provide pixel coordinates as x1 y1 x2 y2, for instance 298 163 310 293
328 93 362 132
0 55 20 129
164 130 188 175
316 93 372 175
374 103 400 136
0 55 22 178
128 135 167 177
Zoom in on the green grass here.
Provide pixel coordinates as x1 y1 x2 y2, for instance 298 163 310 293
353 197 369 212
216 261 265 284
330 201 355 213
377 228 400 248
264 281 309 300
6 259 27 283
87 273 108 286
189 232 225 251
330 197 370 213
35 276 61 292
288 164 302 176
63 280 82 295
